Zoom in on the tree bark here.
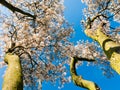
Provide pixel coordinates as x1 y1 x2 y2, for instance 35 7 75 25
2 53 23 90
70 57 100 90
85 23 120 74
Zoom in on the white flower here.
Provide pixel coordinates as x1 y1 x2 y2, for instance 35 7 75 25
62 72 66 76
68 76 71 82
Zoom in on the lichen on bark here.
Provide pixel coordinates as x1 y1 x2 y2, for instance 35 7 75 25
2 53 23 90
85 24 120 74
70 57 100 90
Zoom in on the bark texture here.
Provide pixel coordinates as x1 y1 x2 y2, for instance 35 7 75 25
70 57 100 90
2 53 23 90
85 24 120 74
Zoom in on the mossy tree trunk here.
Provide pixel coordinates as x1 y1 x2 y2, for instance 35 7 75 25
70 57 100 90
85 23 120 74
2 53 23 90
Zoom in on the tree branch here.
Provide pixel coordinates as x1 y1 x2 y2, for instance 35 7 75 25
86 14 107 29
0 0 35 18
74 56 95 62
70 57 100 90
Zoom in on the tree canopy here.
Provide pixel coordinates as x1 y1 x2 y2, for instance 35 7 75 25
0 0 73 89
0 0 120 90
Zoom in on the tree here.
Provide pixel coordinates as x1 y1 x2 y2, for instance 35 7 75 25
0 0 73 90
0 0 120 90
82 0 120 74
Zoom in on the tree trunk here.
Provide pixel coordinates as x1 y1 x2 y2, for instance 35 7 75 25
70 57 100 90
85 24 120 74
2 53 23 90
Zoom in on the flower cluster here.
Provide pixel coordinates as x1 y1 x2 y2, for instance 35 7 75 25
81 0 120 35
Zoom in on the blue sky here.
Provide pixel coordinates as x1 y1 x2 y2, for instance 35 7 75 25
0 0 120 90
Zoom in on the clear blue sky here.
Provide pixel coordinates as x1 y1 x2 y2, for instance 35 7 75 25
0 0 120 90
